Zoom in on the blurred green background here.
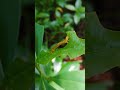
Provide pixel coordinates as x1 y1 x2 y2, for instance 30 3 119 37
0 0 34 89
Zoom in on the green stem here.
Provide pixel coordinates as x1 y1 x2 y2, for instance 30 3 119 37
35 63 49 79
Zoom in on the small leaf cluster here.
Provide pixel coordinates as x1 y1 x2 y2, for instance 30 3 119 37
35 0 85 45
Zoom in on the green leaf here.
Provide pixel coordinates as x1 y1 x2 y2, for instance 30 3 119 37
62 13 73 23
37 12 49 18
59 61 80 74
55 10 61 17
0 58 34 90
74 12 85 24
35 74 48 90
40 62 54 77
75 0 82 8
57 0 66 7
37 31 85 64
86 12 120 78
35 74 43 90
77 7 85 13
65 4 75 11
49 81 64 90
0 0 21 68
73 13 81 24
52 71 85 90
35 74 55 90
35 23 44 56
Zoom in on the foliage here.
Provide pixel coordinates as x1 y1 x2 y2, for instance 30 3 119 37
35 0 85 90
35 24 85 90
86 12 120 78
86 12 120 89
0 0 21 68
0 0 34 89
37 31 85 64
35 0 85 45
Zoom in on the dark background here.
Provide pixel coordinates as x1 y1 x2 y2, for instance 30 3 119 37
86 0 120 30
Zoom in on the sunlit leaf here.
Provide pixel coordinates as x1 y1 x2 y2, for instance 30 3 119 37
65 4 75 11
49 81 64 90
75 0 82 8
74 13 81 24
37 31 85 64
52 71 85 90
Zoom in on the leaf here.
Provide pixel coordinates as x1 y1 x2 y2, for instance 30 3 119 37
57 0 66 7
49 81 64 90
52 71 85 90
35 74 43 90
75 0 82 8
74 13 81 24
0 58 34 90
35 23 44 56
55 10 61 17
37 31 85 64
86 12 120 78
41 62 55 77
59 61 80 74
77 7 85 13
0 0 21 68
62 13 73 23
37 12 49 18
35 74 48 90
65 4 75 11
35 74 55 90
74 7 85 24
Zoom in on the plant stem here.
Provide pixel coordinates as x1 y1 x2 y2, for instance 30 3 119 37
35 63 48 79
